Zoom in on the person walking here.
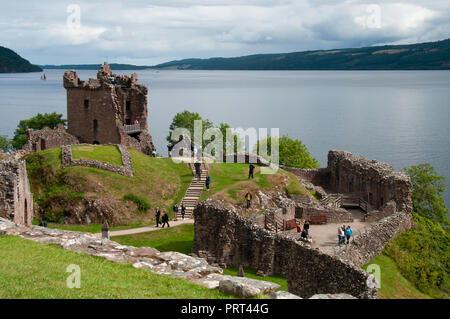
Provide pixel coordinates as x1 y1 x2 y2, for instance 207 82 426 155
205 175 211 190
303 220 310 237
338 226 344 247
194 162 201 180
161 211 170 228
245 192 252 209
345 225 353 244
248 164 255 179
181 204 186 220
155 207 161 227
173 203 179 221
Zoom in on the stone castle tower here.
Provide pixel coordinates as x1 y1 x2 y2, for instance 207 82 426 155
63 62 155 156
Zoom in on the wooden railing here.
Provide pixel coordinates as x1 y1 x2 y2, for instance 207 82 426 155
265 213 285 233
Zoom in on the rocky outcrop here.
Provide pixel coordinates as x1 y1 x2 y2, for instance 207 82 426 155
61 144 133 177
192 200 378 299
0 217 310 299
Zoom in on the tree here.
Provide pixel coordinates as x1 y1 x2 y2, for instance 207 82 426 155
166 110 214 146
166 111 244 155
12 112 66 150
0 135 12 152
218 123 244 155
255 135 319 169
404 164 449 226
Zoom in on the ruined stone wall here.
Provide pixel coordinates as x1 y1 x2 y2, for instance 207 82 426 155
328 150 412 212
61 144 133 177
192 200 377 298
0 159 33 225
65 84 122 145
335 211 414 267
23 124 79 152
281 166 331 189
295 205 354 223
63 63 155 156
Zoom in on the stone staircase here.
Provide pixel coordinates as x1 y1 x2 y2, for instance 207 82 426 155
176 163 209 220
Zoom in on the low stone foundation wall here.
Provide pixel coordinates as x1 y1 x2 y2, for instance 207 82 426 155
295 204 353 224
61 144 133 177
192 200 377 299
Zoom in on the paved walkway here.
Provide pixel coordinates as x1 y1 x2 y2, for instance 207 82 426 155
94 219 194 238
308 209 374 255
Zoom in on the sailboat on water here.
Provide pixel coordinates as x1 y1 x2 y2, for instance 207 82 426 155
40 73 46 80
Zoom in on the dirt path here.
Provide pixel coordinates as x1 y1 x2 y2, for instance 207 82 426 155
94 218 194 238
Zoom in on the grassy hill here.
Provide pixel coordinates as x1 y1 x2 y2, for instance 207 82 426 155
200 163 312 214
153 38 450 70
0 46 42 73
25 146 192 226
0 235 235 299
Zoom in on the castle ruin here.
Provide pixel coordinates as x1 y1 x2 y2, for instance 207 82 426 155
63 62 155 156
0 155 33 225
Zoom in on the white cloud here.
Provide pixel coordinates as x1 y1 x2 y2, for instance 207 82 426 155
0 0 448 65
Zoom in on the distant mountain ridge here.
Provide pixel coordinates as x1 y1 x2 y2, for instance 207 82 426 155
152 38 450 70
41 63 151 70
0 46 42 73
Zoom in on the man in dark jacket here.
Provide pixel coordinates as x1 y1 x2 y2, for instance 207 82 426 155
205 175 211 190
162 211 170 228
155 208 161 227
181 204 186 220
248 164 255 179
194 162 201 180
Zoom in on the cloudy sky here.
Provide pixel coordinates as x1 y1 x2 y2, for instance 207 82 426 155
1 0 449 65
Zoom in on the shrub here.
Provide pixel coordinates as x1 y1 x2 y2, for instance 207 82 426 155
123 194 150 212
384 213 450 298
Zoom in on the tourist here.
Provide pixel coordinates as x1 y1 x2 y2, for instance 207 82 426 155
248 164 255 179
205 175 211 190
191 142 195 157
303 220 310 236
173 203 179 220
155 207 161 227
338 226 344 247
245 192 252 209
345 225 353 244
161 211 170 228
301 228 308 240
296 224 301 233
38 219 48 227
194 162 201 180
181 204 186 220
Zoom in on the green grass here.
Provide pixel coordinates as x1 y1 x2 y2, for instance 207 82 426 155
222 268 288 292
71 145 123 166
363 254 431 299
31 219 152 234
201 163 310 204
25 148 193 224
113 224 195 255
0 235 236 299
